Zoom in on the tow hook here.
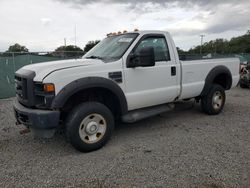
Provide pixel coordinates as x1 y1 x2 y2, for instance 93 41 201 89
19 128 31 135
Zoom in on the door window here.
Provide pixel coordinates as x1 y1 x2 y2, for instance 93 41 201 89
133 36 171 62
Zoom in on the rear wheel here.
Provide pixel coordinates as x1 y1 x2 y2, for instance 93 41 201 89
201 84 226 115
65 102 114 152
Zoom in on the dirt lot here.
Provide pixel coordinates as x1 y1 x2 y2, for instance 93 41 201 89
0 87 249 188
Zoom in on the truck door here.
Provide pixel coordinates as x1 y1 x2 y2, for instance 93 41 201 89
123 34 179 110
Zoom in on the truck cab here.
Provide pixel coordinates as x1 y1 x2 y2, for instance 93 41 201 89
14 30 240 152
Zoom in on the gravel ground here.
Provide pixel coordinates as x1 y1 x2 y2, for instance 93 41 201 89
0 87 249 188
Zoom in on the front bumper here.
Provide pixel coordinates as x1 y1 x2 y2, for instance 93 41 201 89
14 99 60 130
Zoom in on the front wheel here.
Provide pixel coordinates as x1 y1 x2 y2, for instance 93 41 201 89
201 84 226 115
65 102 114 152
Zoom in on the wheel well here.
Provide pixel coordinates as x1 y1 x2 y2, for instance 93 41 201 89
212 73 231 90
61 87 122 121
201 66 232 97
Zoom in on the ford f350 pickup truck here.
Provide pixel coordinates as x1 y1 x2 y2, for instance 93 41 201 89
14 30 240 152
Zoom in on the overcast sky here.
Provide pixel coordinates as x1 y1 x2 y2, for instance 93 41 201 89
0 0 249 51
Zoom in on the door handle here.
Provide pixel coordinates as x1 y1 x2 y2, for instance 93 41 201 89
171 66 176 76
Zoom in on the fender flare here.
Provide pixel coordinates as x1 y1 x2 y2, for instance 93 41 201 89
201 65 232 96
51 77 128 114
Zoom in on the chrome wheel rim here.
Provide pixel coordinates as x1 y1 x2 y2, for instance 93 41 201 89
79 114 107 144
212 91 223 110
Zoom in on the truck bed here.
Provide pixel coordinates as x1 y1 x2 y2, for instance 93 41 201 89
179 58 240 99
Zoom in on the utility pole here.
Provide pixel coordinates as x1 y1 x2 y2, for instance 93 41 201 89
200 34 205 55
64 38 67 47
74 25 77 48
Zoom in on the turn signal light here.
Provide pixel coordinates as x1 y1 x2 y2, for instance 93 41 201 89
44 83 55 92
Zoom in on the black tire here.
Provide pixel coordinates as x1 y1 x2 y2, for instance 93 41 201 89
201 84 226 115
240 82 248 88
65 102 114 152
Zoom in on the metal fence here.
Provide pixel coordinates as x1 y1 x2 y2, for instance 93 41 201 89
0 52 249 99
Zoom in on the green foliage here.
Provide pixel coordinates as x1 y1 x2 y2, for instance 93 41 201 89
53 45 84 57
83 40 100 53
6 43 29 53
55 45 83 52
186 30 250 54
176 47 185 54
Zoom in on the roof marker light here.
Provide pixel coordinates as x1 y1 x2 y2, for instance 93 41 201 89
106 33 113 37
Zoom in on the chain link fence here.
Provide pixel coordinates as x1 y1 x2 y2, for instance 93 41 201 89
0 52 249 99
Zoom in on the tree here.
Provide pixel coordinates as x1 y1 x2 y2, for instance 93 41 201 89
186 30 250 54
53 45 84 58
83 40 100 53
6 43 28 53
176 47 185 54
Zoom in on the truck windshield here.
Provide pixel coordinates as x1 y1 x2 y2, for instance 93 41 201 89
84 33 138 62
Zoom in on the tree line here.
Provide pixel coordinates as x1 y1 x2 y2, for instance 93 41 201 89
178 30 250 55
2 40 100 57
2 30 250 57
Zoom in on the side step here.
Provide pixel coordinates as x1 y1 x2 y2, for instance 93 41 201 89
122 103 175 123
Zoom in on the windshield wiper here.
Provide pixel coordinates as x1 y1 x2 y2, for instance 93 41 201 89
85 55 103 60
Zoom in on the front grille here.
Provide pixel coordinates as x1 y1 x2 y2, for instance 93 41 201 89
15 69 54 109
15 75 28 100
15 69 36 107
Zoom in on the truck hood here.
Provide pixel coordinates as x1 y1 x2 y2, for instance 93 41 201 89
20 58 103 81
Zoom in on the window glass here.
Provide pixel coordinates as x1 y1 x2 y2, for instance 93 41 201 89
134 36 171 62
84 33 138 62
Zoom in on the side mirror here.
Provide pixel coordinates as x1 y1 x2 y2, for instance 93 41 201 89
127 47 155 68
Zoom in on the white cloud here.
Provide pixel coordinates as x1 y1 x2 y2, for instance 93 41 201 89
0 0 249 51
40 18 52 26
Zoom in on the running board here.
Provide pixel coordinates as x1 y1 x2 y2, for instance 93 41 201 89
122 103 175 123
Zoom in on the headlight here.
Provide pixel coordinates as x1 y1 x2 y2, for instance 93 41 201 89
34 82 55 93
34 82 55 108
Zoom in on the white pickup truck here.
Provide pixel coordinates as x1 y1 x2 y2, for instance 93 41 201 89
14 30 240 152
